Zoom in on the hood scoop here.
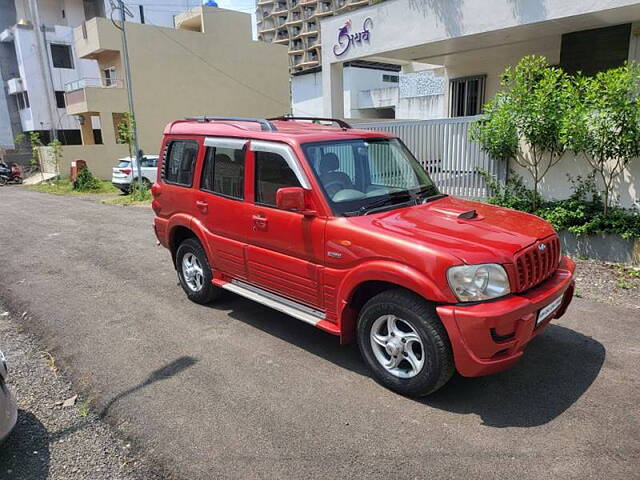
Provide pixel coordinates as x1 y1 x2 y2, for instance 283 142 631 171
458 209 479 220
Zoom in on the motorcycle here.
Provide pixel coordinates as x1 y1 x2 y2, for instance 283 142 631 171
0 162 23 186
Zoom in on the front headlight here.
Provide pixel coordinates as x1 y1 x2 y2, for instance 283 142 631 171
447 264 510 302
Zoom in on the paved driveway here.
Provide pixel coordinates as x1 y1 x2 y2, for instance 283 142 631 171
0 187 638 479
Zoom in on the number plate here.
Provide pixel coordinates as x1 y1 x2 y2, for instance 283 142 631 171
536 296 563 327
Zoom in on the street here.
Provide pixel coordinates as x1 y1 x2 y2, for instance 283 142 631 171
0 187 638 479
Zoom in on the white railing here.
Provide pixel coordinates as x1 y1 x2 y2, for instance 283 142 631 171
64 77 124 92
354 116 506 199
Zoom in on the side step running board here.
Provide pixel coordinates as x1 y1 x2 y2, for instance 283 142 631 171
220 279 325 326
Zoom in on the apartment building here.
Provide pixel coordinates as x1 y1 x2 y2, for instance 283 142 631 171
320 0 640 207
0 0 200 161
256 0 397 118
53 6 288 178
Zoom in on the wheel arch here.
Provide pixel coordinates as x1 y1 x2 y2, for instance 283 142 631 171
336 261 452 344
168 219 209 268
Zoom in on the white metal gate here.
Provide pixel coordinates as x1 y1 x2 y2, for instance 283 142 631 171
354 116 505 199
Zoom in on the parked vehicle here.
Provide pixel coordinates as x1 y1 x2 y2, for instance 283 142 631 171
111 155 159 193
152 116 576 396
0 349 17 442
0 162 23 186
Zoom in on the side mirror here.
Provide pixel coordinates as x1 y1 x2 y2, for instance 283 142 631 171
276 187 316 216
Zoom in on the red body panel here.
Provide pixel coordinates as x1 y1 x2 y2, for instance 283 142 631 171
153 118 576 378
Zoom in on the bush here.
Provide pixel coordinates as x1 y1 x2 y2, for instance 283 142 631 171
74 166 102 192
481 171 640 239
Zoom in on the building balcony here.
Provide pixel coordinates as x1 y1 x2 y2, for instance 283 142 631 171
6 77 24 95
74 17 122 60
64 78 128 115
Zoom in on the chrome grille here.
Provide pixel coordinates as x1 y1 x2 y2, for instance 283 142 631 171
514 236 560 292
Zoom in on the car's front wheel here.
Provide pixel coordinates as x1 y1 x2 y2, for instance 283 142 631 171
176 238 221 304
357 289 454 397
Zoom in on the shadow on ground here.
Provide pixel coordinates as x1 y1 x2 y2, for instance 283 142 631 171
212 295 605 428
0 410 50 479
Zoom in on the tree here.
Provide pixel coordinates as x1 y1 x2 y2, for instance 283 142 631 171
117 112 136 159
48 138 63 176
471 55 571 209
561 63 640 215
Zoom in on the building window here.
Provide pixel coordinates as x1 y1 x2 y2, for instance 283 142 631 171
560 24 631 76
449 75 485 117
200 147 245 200
162 140 198 187
103 67 116 86
55 91 66 108
16 91 29 110
383 74 399 83
50 44 73 69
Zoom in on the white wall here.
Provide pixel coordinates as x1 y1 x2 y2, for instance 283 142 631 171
291 70 323 117
0 85 14 149
12 24 99 132
292 66 399 118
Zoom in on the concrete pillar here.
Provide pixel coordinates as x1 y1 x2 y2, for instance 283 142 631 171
79 114 95 145
323 61 344 118
100 112 118 145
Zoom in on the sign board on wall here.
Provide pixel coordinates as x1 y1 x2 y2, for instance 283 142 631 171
333 18 373 57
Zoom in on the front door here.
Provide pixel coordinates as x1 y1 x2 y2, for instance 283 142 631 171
245 141 326 309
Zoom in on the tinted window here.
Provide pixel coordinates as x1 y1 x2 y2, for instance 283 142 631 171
255 151 301 207
200 146 245 199
140 157 157 168
51 44 73 69
164 140 198 187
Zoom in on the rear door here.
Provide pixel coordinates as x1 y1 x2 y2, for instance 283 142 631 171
245 141 326 309
158 137 201 220
195 137 252 280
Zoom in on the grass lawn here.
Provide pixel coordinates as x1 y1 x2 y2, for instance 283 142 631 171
27 179 119 195
101 195 151 206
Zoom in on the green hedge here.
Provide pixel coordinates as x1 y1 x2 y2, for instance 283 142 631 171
480 171 640 239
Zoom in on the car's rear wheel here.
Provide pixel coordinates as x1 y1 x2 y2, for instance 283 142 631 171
357 289 454 397
176 238 221 304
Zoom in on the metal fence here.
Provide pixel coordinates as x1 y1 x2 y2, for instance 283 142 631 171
354 116 505 199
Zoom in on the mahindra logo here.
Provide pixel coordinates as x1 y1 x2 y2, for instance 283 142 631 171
333 18 372 57
538 244 547 252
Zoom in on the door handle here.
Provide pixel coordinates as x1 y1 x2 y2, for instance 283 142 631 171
196 199 208 213
252 214 267 229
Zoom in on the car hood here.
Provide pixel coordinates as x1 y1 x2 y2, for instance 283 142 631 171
348 196 556 264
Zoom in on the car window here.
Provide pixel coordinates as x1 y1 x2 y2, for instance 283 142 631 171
200 146 245 199
255 151 301 207
117 160 130 168
163 140 198 187
140 157 157 168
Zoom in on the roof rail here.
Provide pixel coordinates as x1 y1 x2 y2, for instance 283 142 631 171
269 115 352 130
185 116 276 132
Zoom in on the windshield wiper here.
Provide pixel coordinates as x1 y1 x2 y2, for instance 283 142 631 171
343 192 414 217
410 185 447 204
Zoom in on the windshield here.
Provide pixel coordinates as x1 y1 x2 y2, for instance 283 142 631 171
302 137 441 216
117 160 131 168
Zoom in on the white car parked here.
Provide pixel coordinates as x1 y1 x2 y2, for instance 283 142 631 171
111 155 159 193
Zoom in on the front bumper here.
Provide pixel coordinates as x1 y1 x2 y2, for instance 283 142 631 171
437 256 576 377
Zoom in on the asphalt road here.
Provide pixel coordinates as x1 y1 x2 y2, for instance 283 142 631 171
0 187 638 479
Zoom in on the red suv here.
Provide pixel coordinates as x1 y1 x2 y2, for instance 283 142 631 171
152 116 575 396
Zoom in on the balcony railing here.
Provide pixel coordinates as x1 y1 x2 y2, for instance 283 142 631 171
65 77 124 92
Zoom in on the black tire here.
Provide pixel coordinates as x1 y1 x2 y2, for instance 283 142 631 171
357 289 454 397
175 238 221 305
